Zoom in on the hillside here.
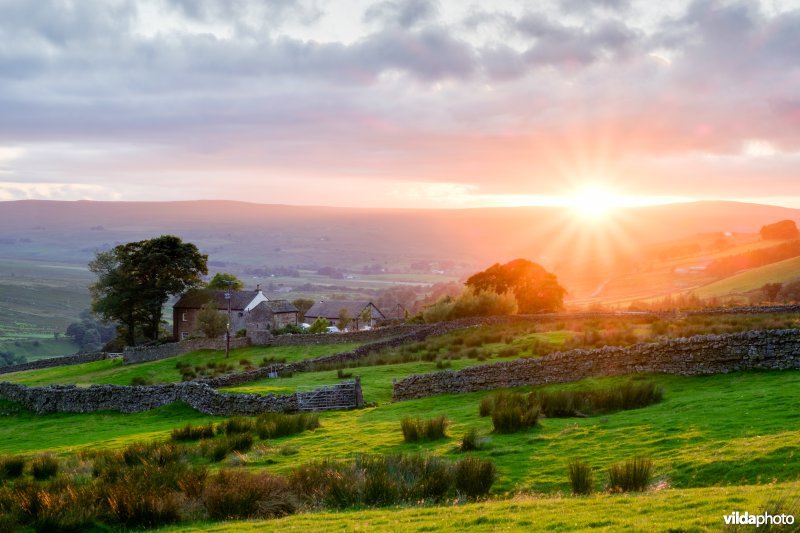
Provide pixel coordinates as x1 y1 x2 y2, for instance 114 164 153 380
695 255 800 298
0 315 798 530
2 200 800 349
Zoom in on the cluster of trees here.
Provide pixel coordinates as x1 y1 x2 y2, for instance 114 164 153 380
421 259 566 322
65 310 118 352
706 240 800 277
90 235 208 346
760 220 800 240
0 350 25 368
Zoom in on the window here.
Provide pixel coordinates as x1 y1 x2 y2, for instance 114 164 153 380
181 312 187 322
181 332 189 340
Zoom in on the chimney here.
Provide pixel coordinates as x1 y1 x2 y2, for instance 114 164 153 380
256 284 261 292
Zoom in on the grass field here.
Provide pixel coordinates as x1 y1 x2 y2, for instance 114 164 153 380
0 259 93 338
1 318 799 531
695 255 800 298
169 481 800 532
2 342 362 387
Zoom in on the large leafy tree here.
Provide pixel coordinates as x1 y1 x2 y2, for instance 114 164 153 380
207 272 244 290
466 258 566 313
90 235 208 345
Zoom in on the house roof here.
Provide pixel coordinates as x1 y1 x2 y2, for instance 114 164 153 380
252 300 298 314
173 289 261 311
305 300 385 320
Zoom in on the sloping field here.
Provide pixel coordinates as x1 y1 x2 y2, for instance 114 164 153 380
695 256 800 298
172 481 800 532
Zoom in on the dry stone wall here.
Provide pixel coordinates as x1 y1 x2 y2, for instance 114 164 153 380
0 352 109 375
392 329 800 401
0 379 363 416
122 337 251 364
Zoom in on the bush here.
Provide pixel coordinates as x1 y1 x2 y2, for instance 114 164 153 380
239 358 252 366
256 413 320 440
221 417 255 436
568 458 594 495
31 455 59 481
607 457 653 492
120 441 182 468
207 434 254 462
203 470 296 520
130 376 151 386
459 428 485 452
289 453 467 509
0 456 24 480
533 381 663 418
170 423 214 442
336 368 352 379
478 396 493 417
454 456 496 498
103 482 181 527
490 392 539 434
401 416 449 443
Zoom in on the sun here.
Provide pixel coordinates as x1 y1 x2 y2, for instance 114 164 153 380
566 186 622 220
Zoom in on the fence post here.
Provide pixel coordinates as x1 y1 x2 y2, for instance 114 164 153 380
354 376 364 408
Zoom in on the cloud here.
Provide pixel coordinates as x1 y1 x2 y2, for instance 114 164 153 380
0 0 799 206
364 0 438 28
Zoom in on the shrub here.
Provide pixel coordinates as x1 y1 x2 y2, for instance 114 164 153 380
336 368 352 379
459 428 485 452
400 417 419 442
221 417 255 436
401 416 449 443
568 458 594 495
170 423 214 442
607 457 653 492
203 470 296 520
103 482 181 527
454 456 496 498
435 360 451 369
120 442 182 468
256 413 320 440
478 396 493 417
239 358 252 366
208 434 254 462
490 392 539 434
31 455 59 480
533 381 663 418
130 376 151 386
0 456 24 480
289 453 466 509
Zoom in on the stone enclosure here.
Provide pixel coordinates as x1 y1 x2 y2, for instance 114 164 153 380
0 378 363 416
392 329 800 400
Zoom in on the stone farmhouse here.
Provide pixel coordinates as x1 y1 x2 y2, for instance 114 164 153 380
304 300 385 330
172 287 298 340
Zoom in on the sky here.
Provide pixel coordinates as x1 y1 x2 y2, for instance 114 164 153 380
1 0 800 208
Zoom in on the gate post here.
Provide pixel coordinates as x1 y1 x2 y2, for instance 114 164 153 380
354 376 364 408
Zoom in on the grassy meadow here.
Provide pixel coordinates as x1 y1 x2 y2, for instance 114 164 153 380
1 316 799 530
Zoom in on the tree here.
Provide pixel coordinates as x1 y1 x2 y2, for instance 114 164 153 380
195 301 228 338
308 317 329 334
292 298 315 322
762 282 783 302
207 272 244 290
466 259 566 313
422 288 517 323
337 308 351 330
760 220 799 240
90 235 207 345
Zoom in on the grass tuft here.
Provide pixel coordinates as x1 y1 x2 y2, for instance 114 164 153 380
607 457 654 493
568 458 594 495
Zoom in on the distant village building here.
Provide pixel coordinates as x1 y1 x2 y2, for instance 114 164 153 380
172 287 298 340
304 300 385 330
